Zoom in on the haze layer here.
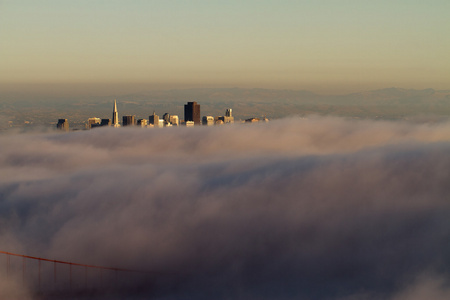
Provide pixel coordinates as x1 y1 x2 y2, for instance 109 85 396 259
1 1 449 92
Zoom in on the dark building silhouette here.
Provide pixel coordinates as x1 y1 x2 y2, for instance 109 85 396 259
91 119 111 129
101 119 111 126
184 102 200 125
56 119 69 131
122 115 135 126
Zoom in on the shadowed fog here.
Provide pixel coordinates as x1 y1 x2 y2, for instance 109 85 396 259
1 117 450 299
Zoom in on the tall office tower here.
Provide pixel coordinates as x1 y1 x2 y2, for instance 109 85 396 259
56 119 69 131
184 102 200 125
149 112 159 126
225 109 232 117
112 99 120 127
101 119 111 126
122 115 135 126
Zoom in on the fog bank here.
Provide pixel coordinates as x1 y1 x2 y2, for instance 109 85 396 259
1 117 450 299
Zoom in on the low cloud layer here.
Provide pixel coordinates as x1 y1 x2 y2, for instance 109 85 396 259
1 117 450 299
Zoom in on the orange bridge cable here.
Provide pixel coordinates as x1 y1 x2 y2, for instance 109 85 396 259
0 250 168 275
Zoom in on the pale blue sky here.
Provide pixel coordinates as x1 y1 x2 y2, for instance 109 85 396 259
1 0 449 92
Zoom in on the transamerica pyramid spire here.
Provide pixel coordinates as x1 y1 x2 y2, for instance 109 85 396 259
112 99 120 127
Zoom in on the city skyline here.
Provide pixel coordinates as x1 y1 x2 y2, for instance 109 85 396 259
58 99 245 130
1 1 449 94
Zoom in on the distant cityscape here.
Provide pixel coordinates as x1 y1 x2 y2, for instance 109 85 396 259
3 87 449 132
56 100 269 131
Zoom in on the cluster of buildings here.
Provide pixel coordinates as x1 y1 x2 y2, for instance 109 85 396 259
57 100 263 131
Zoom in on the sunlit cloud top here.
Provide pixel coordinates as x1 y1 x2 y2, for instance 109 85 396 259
2 117 450 299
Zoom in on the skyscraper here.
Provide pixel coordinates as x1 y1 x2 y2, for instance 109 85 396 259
149 112 159 126
101 119 111 126
112 99 120 127
184 102 200 125
122 115 135 126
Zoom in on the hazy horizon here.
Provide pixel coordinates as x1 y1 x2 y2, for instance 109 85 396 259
1 1 449 94
1 82 449 98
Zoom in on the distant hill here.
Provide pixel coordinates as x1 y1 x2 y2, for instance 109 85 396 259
342 88 450 104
